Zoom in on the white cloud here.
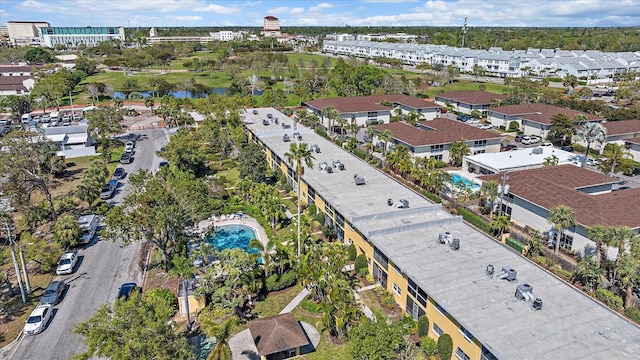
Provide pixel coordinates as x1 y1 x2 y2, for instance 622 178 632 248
361 0 418 2
268 6 291 14
289 7 304 14
194 3 241 14
310 2 334 12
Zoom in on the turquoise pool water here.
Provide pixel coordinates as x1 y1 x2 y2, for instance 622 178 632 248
451 173 481 191
207 224 259 254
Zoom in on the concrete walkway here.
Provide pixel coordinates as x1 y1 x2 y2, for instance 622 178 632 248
280 287 310 314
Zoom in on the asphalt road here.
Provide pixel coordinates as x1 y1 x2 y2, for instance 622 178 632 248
8 129 169 360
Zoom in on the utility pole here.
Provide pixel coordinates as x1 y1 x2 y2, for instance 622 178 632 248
6 223 26 303
497 171 510 217
19 244 32 294
461 15 469 48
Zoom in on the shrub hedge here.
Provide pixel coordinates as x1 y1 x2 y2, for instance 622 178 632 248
353 148 369 161
418 315 429 337
354 254 368 274
421 336 438 356
315 127 329 139
422 191 442 204
347 243 357 261
437 334 453 360
506 237 525 253
596 288 623 311
458 208 491 233
265 270 297 292
625 306 640 324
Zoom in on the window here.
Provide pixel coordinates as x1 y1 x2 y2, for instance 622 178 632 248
432 323 443 337
456 347 471 360
559 232 574 251
405 296 425 320
373 247 388 269
430 155 443 161
392 283 401 296
473 150 486 155
481 347 499 360
407 278 427 306
433 301 446 316
473 140 487 147
459 326 474 341
392 263 402 275
367 111 379 118
430 144 444 152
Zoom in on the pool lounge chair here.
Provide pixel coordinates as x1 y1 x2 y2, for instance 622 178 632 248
228 214 235 220
220 214 227 221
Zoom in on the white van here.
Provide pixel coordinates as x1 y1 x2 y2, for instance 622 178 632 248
21 113 31 123
49 111 60 125
78 214 99 244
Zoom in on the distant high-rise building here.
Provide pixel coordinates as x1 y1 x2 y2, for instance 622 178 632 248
149 27 158 38
7 21 50 46
261 16 281 38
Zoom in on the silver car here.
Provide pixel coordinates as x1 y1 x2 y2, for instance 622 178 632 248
41 280 65 305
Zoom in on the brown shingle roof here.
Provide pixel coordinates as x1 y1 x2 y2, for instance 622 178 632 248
489 104 602 125
625 136 640 145
374 118 502 146
304 94 439 114
434 90 507 105
247 313 308 356
480 165 640 228
602 120 640 136
0 75 30 91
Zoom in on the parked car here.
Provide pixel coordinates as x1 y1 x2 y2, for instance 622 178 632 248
99 179 117 200
56 251 78 275
41 114 50 123
113 167 126 180
626 166 640 176
479 123 492 130
40 281 65 305
514 134 524 142
456 114 471 122
120 153 133 164
78 214 100 244
540 142 553 147
24 304 52 335
466 118 480 125
72 113 82 121
502 144 518 151
61 114 71 123
561 145 574 152
521 136 539 145
125 140 135 149
117 282 139 300
125 145 134 154
586 157 600 166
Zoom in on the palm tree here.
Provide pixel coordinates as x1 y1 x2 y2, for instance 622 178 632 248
480 180 499 218
284 142 315 259
377 129 393 155
490 215 511 240
405 111 424 126
548 205 577 255
205 317 237 360
321 106 340 137
587 225 608 268
618 238 640 309
575 254 602 293
448 139 471 167
606 226 637 283
575 122 606 168
543 155 559 167
602 143 633 176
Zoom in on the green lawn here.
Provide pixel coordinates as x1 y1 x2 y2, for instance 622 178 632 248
425 80 507 97
252 283 303 318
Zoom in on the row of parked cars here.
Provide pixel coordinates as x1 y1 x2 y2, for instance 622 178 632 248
456 114 493 130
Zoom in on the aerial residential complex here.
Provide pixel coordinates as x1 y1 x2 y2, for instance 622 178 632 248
243 107 640 360
322 40 640 82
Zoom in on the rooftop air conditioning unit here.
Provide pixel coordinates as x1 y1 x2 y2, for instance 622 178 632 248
319 162 328 171
354 174 365 185
333 160 342 168
274 118 279 124
486 264 494 276
502 266 517 281
387 198 394 206
338 163 345 170
262 119 270 125
450 238 460 250
515 283 533 300
267 113 273 119
293 132 300 139
282 134 290 142
313 145 321 153
325 166 333 173
438 232 452 244
532 298 543 310
397 199 409 208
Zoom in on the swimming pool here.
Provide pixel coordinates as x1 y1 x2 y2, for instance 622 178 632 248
207 224 259 254
450 173 481 191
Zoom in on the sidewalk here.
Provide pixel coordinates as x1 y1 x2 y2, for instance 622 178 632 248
279 285 376 321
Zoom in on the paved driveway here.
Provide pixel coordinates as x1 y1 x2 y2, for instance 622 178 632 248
6 129 168 360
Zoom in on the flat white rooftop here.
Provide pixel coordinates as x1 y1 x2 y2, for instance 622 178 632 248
464 146 582 173
244 107 640 359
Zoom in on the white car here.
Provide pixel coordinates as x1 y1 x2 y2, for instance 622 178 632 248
466 118 480 124
479 124 492 130
56 251 78 275
521 136 540 145
586 157 600 166
24 304 52 335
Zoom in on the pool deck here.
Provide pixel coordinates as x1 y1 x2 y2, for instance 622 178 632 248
196 215 269 249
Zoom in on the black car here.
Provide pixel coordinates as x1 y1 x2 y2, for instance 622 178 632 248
113 167 126 180
120 153 133 164
117 282 139 300
560 145 574 152
514 134 524 142
41 281 65 305
628 167 640 177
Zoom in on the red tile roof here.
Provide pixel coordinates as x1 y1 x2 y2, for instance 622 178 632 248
434 90 507 105
374 118 502 146
489 104 602 125
480 165 640 228
304 94 439 114
602 120 640 137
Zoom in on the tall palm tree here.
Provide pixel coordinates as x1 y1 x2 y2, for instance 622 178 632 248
575 122 606 168
606 226 637 283
284 142 315 259
405 111 424 126
480 180 499 218
602 143 633 176
448 139 471 167
490 215 511 240
548 205 577 255
377 129 393 155
618 237 640 309
587 225 608 268
321 106 340 137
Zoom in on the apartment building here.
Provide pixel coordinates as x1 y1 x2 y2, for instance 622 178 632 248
242 107 640 360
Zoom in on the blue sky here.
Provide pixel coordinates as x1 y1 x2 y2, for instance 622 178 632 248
1 0 640 28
